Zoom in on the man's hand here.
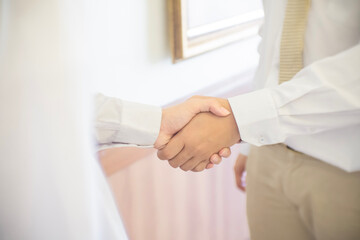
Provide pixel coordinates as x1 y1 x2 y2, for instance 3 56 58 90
157 99 240 172
234 153 247 191
154 96 231 149
154 96 232 169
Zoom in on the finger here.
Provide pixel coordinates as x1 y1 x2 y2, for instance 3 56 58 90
168 145 193 169
190 97 230 117
235 167 245 192
234 168 246 191
238 181 246 191
234 154 247 192
210 154 222 165
206 163 214 169
238 179 246 191
192 160 208 172
180 156 205 172
157 136 184 160
153 132 170 150
207 100 230 117
219 148 231 158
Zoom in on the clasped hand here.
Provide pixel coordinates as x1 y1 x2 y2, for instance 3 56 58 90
154 96 241 172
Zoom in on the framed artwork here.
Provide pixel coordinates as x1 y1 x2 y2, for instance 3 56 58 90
168 0 263 63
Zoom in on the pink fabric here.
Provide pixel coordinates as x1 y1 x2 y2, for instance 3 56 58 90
107 147 250 240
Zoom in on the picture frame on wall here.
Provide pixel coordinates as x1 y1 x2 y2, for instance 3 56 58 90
168 0 264 63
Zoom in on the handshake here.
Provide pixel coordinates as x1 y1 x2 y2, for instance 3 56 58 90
153 96 241 172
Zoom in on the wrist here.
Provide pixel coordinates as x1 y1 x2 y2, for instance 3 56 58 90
228 114 241 143
225 99 241 143
154 109 167 149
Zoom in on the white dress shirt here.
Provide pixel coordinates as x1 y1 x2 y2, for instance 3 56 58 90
95 93 162 150
0 1 161 239
229 0 360 172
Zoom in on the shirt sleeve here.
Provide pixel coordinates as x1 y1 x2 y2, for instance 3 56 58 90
95 94 162 149
229 43 360 146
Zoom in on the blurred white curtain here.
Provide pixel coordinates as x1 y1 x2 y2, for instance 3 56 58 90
107 147 250 240
0 1 128 239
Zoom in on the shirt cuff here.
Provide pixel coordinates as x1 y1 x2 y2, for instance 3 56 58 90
228 88 285 146
119 101 161 145
97 143 154 152
96 98 162 147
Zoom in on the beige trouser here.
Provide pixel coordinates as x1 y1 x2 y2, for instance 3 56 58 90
246 144 360 240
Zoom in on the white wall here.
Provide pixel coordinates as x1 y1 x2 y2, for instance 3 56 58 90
89 0 260 106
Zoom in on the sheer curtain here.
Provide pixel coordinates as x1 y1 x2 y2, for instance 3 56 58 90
106 147 250 240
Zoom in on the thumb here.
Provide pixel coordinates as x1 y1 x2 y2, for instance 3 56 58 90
194 98 230 117
154 132 171 149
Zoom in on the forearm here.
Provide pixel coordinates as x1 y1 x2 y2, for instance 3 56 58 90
95 94 161 148
229 43 360 145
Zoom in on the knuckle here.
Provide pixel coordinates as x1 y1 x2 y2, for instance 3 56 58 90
222 149 231 157
169 159 179 168
194 165 205 172
157 151 166 160
192 166 199 172
211 155 220 163
158 150 171 160
183 152 192 160
180 165 189 172
179 150 193 162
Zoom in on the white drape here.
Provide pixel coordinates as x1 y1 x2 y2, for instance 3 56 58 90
105 147 250 240
0 1 127 239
